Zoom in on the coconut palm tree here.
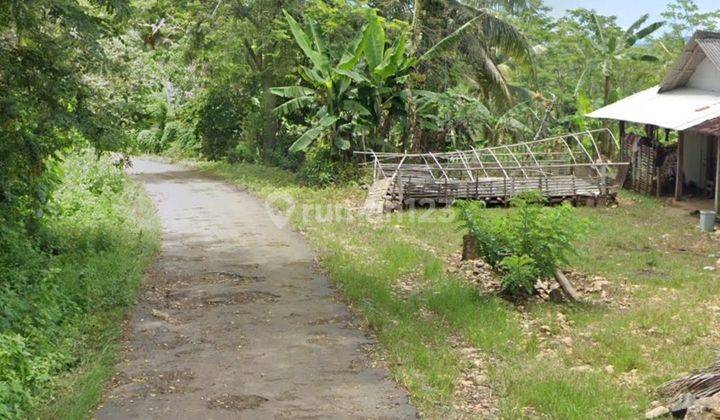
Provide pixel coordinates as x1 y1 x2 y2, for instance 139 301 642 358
405 0 535 149
409 0 534 99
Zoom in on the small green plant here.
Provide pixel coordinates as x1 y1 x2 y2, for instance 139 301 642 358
455 191 584 296
499 254 538 295
455 199 508 267
162 120 200 158
506 191 582 279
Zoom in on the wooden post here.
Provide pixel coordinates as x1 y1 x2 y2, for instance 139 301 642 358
675 131 685 201
399 175 404 205
715 136 719 214
503 178 508 203
444 177 448 204
618 120 626 161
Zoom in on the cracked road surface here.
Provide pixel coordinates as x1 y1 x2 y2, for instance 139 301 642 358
95 159 417 419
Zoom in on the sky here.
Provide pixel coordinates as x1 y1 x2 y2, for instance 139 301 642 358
544 0 719 28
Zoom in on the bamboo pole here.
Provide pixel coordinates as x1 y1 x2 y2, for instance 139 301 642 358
487 148 509 178
392 153 408 179
370 150 386 179
619 120 626 161
503 145 529 179
571 133 602 177
375 162 629 172
353 129 614 159
457 151 475 181
524 142 547 176
420 155 437 180
469 146 490 178
429 152 449 181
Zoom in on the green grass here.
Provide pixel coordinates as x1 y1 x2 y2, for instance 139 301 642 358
0 152 160 419
37 180 159 419
196 159 719 418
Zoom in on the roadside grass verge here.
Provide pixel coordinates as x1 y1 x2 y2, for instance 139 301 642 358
0 151 159 418
197 160 719 418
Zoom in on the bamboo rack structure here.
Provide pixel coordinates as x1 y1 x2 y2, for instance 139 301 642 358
358 129 629 207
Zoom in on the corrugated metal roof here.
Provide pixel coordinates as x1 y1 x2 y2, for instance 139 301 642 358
659 31 720 93
589 31 720 130
697 38 720 72
586 86 720 130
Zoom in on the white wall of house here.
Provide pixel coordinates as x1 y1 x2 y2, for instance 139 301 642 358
687 58 720 92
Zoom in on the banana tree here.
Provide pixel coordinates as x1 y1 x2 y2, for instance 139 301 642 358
578 12 664 105
273 9 485 154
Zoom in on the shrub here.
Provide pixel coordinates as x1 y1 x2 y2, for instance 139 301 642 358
135 128 163 153
227 141 258 163
505 192 582 280
161 120 200 158
196 86 248 160
160 121 180 145
499 254 538 295
299 141 361 187
454 200 508 267
455 191 584 296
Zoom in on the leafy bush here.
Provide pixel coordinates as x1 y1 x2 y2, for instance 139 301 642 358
0 151 158 417
160 121 181 146
135 128 163 153
299 142 361 187
499 255 539 295
455 191 584 296
228 141 258 163
455 200 508 267
196 86 249 160
161 120 200 158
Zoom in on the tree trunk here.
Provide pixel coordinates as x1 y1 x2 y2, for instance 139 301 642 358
603 75 610 106
410 0 422 56
461 234 480 260
407 0 423 152
602 75 612 156
260 70 277 162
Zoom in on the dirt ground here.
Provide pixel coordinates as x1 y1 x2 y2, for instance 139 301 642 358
95 159 417 419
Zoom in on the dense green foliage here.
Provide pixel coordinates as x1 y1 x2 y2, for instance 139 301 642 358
455 192 584 295
0 3 163 415
0 153 158 417
5 0 716 192
109 0 717 185
0 1 133 232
